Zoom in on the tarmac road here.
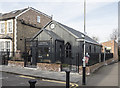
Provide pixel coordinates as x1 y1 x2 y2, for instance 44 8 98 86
1 72 66 88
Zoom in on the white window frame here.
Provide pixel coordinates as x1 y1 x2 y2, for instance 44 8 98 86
0 39 12 52
0 21 5 34
37 16 40 23
7 19 13 33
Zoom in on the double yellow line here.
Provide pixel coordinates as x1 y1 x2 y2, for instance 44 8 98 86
42 79 79 88
19 75 79 88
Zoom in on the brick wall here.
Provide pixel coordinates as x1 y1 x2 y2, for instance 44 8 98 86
78 58 118 75
17 9 52 28
37 63 61 72
101 40 118 60
17 20 40 52
8 61 24 67
16 8 52 52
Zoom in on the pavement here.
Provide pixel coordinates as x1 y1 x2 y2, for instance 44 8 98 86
0 65 82 83
78 62 119 86
0 62 119 87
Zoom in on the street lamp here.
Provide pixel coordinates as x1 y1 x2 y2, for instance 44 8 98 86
82 0 86 85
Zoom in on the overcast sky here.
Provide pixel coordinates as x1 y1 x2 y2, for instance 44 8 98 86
0 0 118 43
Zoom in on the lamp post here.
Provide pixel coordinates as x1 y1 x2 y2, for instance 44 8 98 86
82 0 86 85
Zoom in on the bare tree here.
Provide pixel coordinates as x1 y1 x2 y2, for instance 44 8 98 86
110 29 118 41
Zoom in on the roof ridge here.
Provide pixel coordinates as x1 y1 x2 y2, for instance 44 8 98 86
56 21 99 44
2 7 28 15
30 7 52 19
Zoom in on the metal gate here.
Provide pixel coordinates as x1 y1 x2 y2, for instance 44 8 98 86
61 53 81 73
0 51 9 65
24 39 52 67
37 40 51 63
24 38 38 68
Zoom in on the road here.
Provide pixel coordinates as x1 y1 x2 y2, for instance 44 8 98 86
1 72 66 88
78 62 119 86
1 62 119 88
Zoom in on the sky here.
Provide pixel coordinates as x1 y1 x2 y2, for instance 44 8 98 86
0 0 118 43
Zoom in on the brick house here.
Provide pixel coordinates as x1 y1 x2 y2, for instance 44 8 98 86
101 40 118 61
0 7 52 54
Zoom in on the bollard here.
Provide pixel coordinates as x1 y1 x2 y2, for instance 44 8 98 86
82 67 86 85
28 79 37 88
66 70 70 88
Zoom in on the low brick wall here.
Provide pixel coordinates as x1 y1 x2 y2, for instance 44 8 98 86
8 61 24 67
37 63 61 72
79 58 118 75
7 57 118 74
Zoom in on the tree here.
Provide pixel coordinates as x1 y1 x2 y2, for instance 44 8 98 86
110 29 118 41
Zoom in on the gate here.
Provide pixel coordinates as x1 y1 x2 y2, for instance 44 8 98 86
37 40 51 63
61 53 81 73
24 39 52 67
24 38 38 68
0 51 9 65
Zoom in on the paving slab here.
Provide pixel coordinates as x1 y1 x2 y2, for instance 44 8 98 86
0 65 82 83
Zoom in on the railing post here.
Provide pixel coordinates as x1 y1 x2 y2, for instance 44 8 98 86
7 50 9 65
24 38 27 67
77 53 79 73
66 70 70 88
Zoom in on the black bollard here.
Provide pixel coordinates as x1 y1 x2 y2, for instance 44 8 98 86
82 67 86 85
28 79 37 88
66 70 70 88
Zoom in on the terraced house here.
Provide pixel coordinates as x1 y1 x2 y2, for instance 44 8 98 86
0 7 52 55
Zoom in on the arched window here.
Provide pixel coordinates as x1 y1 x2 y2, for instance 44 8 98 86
89 45 91 53
65 42 72 58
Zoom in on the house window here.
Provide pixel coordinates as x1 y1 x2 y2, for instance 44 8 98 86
0 40 11 52
0 41 4 51
65 42 72 58
37 16 40 23
7 21 13 33
0 23 5 34
5 41 10 51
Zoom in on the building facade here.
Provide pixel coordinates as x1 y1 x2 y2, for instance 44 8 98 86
101 40 118 60
32 20 102 64
0 7 52 54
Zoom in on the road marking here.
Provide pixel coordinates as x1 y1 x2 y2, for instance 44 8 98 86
42 79 78 88
19 75 79 88
19 75 35 79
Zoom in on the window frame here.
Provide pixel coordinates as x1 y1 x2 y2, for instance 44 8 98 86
37 16 40 23
7 20 13 33
0 39 12 52
0 21 5 34
65 42 72 58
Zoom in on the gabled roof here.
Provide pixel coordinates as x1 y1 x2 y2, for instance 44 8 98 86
33 20 100 45
57 22 99 44
0 7 51 20
0 8 28 20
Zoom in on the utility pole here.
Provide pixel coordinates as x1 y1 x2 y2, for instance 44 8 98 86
82 0 86 85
